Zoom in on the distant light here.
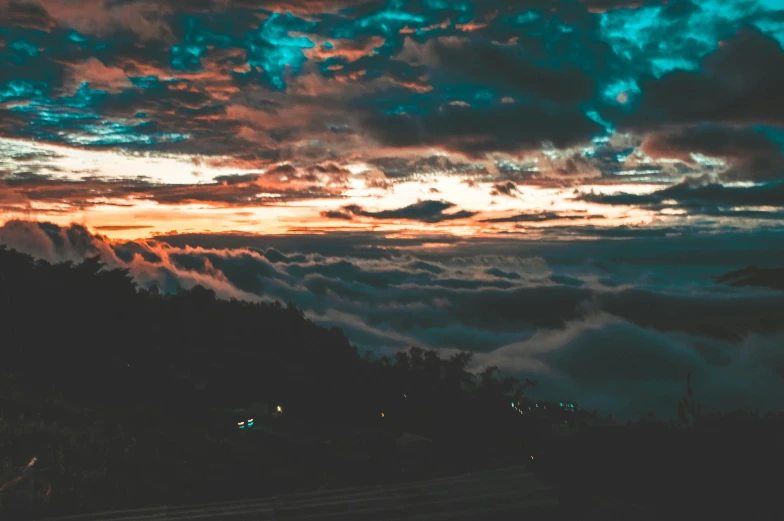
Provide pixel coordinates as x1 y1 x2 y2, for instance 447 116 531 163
248 419 254 423
530 456 534 460
404 394 407 398
237 421 244 426
381 412 385 418
276 405 282 413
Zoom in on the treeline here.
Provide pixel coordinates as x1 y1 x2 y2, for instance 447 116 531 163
0 246 526 435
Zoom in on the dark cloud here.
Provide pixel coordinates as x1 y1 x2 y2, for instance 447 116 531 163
579 179 784 209
368 155 489 181
320 209 354 220
715 265 784 292
0 2 54 32
546 152 603 179
485 267 521 280
423 36 599 105
621 27 784 129
0 168 345 212
578 0 668 11
490 181 518 197
362 96 604 158
545 225 686 238
482 212 602 223
321 200 477 223
640 125 784 181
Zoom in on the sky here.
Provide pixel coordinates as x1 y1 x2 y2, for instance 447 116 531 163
1 0 784 418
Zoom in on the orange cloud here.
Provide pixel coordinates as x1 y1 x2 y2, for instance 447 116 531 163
304 36 386 63
64 58 132 93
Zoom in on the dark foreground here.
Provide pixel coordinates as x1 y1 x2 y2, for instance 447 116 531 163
2 248 783 520
35 467 559 521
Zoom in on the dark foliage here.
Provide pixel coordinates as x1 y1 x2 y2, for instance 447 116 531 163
0 246 528 516
0 247 526 425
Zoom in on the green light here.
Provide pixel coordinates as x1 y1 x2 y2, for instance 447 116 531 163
239 425 245 429
247 421 254 427
511 402 515 407
560 402 563 407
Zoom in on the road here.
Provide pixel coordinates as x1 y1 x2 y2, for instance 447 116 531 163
38 466 559 521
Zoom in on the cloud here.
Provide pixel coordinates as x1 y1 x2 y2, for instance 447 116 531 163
545 152 604 179
368 155 489 181
94 225 155 232
403 36 599 104
490 181 518 197
320 209 354 220
0 162 348 212
544 225 686 238
361 96 604 158
579 0 667 12
13 0 175 41
321 200 477 223
621 27 784 129
0 219 116 263
640 125 784 182
715 265 784 291
63 58 133 94
482 212 602 223
579 179 784 209
475 314 784 419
